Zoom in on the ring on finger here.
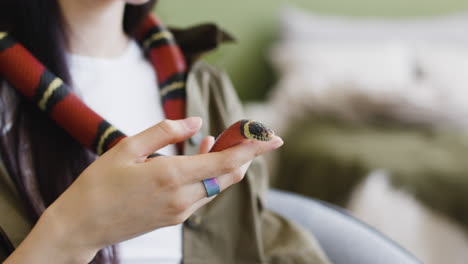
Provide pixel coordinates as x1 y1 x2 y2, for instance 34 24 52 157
202 178 220 197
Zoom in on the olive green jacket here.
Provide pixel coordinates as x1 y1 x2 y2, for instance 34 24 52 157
0 26 330 264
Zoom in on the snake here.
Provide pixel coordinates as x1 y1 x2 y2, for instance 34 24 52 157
210 119 274 152
147 119 275 197
199 119 274 196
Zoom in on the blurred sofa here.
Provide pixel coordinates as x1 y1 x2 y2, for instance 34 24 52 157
244 7 468 264
157 2 468 263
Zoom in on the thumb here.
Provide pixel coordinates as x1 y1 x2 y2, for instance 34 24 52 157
125 117 202 157
198 136 215 154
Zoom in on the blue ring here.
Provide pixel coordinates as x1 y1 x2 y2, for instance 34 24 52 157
202 178 220 197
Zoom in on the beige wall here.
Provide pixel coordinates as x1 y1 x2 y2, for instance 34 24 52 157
157 0 468 100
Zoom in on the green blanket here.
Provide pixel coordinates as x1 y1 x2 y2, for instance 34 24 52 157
273 116 468 232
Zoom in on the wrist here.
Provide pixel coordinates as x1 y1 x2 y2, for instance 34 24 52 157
40 203 99 263
5 205 98 264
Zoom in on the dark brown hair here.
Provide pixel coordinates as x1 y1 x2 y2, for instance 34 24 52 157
0 1 157 263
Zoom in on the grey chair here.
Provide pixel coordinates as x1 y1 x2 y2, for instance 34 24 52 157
267 190 422 264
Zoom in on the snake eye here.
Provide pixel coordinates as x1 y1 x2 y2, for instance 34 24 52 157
241 120 274 141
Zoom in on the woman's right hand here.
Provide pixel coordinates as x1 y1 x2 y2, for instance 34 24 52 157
4 117 283 264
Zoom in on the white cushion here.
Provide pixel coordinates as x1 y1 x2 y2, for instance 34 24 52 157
279 6 468 45
268 6 468 129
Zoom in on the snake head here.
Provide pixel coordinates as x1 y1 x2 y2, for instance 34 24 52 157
240 119 274 141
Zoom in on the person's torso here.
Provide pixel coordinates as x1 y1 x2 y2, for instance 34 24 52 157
68 40 181 263
0 25 330 263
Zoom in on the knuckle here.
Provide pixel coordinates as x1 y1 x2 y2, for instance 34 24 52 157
255 144 267 157
156 163 182 188
159 174 180 188
220 157 238 174
170 197 192 213
244 140 262 157
118 137 136 153
231 168 244 183
159 119 178 136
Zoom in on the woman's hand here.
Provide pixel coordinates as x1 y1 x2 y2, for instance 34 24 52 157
5 117 283 264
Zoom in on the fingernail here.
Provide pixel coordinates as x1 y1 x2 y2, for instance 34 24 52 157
183 116 202 130
271 136 284 149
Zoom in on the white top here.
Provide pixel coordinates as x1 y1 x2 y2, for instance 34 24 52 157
68 40 182 264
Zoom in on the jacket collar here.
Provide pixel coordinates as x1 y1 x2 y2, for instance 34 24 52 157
169 23 235 67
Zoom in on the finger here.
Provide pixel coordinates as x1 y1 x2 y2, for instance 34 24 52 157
175 194 214 225
198 136 215 154
187 195 215 216
183 162 251 214
122 117 202 157
183 160 251 203
216 161 251 192
159 160 251 214
186 136 282 183
144 136 283 185
174 181 211 207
